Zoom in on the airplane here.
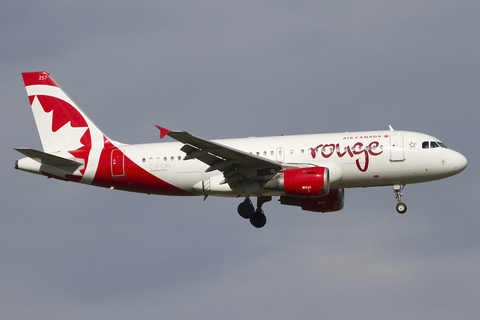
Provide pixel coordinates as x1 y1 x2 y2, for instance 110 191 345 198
15 71 468 228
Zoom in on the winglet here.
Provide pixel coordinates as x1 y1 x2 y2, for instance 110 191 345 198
156 125 171 139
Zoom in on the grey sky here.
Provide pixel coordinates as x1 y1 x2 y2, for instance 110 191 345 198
2 1 479 319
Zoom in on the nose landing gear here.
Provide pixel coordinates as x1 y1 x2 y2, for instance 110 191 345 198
237 196 271 228
393 184 407 214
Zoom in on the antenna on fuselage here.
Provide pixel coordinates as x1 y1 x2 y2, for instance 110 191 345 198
389 125 395 131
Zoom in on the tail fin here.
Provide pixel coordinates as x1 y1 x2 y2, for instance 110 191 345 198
22 71 107 153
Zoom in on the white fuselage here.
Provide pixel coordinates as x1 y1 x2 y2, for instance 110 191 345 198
113 130 466 197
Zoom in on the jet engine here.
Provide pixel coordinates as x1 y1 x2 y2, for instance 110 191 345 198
264 167 329 197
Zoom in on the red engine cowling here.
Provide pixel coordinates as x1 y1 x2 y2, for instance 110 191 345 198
264 167 329 197
280 188 345 213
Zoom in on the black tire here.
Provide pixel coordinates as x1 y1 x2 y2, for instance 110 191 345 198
396 202 407 214
250 210 267 228
238 201 255 219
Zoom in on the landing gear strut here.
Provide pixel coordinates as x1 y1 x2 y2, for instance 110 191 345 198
393 184 407 214
237 196 271 228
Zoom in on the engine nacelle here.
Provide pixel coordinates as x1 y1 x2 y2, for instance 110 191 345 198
280 188 345 213
264 167 329 198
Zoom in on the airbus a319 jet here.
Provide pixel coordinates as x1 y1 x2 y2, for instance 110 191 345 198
15 72 467 228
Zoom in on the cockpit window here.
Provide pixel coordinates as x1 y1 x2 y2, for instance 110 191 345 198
437 141 448 148
422 141 448 149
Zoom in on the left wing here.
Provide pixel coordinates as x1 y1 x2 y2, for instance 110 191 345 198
156 126 283 187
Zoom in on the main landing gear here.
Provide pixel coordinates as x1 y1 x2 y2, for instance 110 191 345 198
393 184 407 214
237 196 271 228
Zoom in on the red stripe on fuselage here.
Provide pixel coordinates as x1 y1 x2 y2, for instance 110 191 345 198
92 139 192 196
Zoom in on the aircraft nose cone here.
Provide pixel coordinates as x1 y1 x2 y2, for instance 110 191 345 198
453 151 467 173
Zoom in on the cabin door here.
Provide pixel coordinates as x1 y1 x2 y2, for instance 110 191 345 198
389 134 405 162
111 149 125 177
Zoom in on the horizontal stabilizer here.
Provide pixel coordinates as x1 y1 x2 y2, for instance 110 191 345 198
14 148 83 167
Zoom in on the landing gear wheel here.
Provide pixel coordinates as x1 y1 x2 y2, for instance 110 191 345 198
250 210 267 228
238 200 255 219
396 202 407 214
393 184 407 214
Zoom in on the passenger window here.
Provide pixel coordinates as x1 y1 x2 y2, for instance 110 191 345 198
422 141 429 149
